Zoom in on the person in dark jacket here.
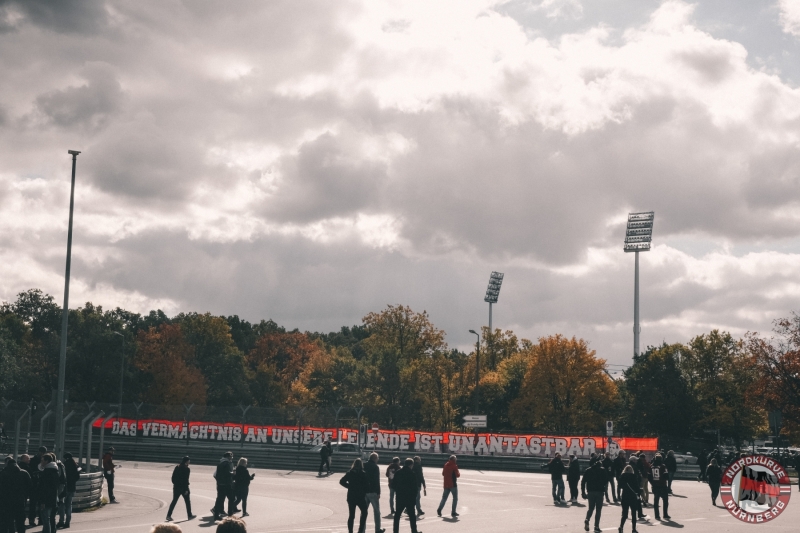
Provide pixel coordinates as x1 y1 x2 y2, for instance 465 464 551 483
28 447 47 527
392 458 421 533
636 454 650 507
102 447 118 504
548 453 566 504
212 452 235 521
38 453 61 533
581 458 607 533
58 452 80 528
613 451 627 501
233 457 255 516
167 456 194 521
567 455 581 503
0 456 31 533
664 451 677 494
413 456 426 516
364 453 385 533
602 452 617 504
648 454 670 521
706 458 722 506
618 465 640 533
319 441 333 476
386 457 401 515
697 449 708 482
339 458 369 533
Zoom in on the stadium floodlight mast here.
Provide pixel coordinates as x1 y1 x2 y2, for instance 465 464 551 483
623 211 655 357
484 271 504 333
55 150 81 456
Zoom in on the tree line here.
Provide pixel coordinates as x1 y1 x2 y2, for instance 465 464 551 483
1 289 797 444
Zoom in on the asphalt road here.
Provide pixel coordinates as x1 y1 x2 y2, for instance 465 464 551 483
28 460 799 533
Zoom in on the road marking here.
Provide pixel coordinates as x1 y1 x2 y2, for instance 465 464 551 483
525 494 546 498
683 518 706 521
478 490 503 493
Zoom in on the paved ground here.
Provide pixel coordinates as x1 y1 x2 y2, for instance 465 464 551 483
28 460 799 533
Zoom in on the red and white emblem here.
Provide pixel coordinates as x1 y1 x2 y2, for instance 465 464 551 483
720 455 792 524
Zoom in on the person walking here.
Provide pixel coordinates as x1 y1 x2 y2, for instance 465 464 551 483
393 458 421 533
548 453 566 504
648 454 670 521
618 465 640 533
636 454 650 507
697 449 708 482
212 452 235 521
0 456 31 533
57 452 80 529
364 453 385 533
233 458 255 516
602 452 617 504
339 458 369 533
385 457 401 516
436 455 459 518
38 454 61 533
167 456 194 522
413 456 426 516
706 458 722 506
581 456 607 533
102 447 118 503
319 441 333 476
664 451 677 494
567 455 581 503
613 451 627 501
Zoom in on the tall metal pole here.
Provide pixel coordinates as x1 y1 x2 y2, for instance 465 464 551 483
55 150 81 456
633 250 640 357
469 330 480 414
113 332 125 416
488 302 492 334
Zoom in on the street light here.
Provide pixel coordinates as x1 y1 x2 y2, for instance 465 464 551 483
469 329 480 415
113 332 125 416
55 149 81 456
623 211 655 357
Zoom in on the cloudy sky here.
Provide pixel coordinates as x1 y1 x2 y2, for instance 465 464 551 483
2 0 800 367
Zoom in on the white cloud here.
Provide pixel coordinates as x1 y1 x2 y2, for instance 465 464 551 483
779 0 800 37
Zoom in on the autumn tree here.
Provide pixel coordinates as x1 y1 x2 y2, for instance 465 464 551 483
509 335 617 433
134 324 207 405
746 315 800 443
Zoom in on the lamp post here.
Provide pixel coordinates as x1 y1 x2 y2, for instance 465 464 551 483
113 332 125 416
623 211 655 357
483 271 503 369
55 150 81 456
469 329 480 415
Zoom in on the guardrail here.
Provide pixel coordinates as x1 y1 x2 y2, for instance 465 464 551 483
73 467 103 511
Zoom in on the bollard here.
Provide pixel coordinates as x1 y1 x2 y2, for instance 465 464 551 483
77 411 95 467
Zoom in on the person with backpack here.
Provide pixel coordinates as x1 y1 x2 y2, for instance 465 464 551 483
38 453 61 533
618 465 640 533
567 454 581 503
385 457 401 516
339 458 369 533
664 451 677 494
548 453 566 504
706 458 722 506
0 456 31 533
57 452 79 529
212 452 235 521
581 457 607 533
648 454 670 521
167 456 195 522
436 455 459 518
233 457 255 517
393 458 422 533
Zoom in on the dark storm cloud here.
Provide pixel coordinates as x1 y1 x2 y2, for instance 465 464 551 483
0 0 109 34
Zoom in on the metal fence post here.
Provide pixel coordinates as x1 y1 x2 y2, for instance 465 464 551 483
14 408 30 460
61 410 76 454
97 412 116 469
38 410 53 449
86 411 105 469
78 411 95 467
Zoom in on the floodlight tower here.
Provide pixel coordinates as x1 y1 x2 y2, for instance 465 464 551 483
623 211 655 357
484 271 504 333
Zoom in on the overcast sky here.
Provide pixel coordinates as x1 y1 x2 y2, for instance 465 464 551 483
2 0 800 368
